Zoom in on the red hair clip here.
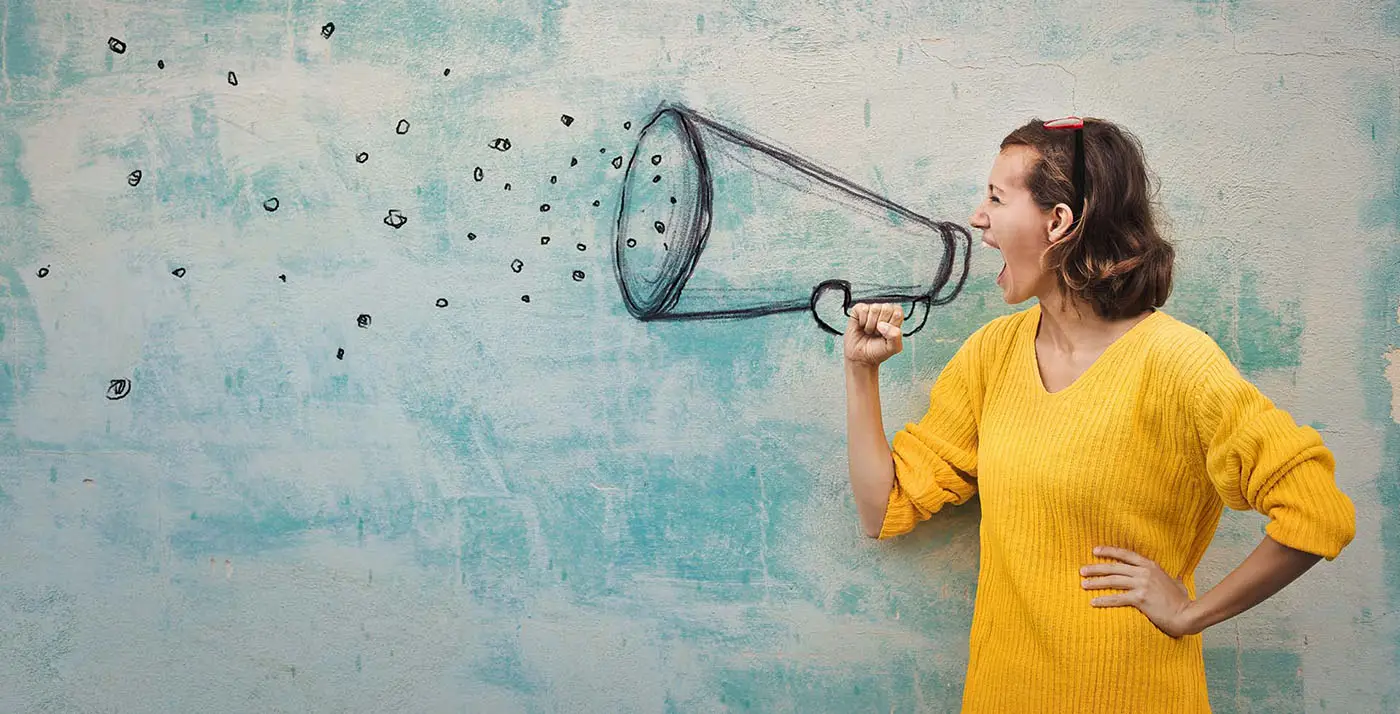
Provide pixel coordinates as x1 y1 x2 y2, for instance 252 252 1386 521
1044 116 1084 130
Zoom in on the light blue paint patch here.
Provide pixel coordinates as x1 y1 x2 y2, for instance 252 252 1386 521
1167 256 1303 373
714 658 932 713
864 99 871 128
697 14 705 33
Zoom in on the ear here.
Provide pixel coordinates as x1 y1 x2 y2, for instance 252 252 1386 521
1045 203 1077 243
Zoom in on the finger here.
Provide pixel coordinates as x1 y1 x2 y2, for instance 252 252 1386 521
1093 546 1149 567
851 303 867 324
877 321 896 339
1090 593 1139 608
889 303 905 328
1082 575 1136 591
862 304 882 334
880 303 902 329
1079 563 1136 577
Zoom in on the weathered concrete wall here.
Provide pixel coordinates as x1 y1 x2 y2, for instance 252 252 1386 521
1 1 1396 711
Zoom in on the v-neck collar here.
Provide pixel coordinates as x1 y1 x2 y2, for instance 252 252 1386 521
1024 302 1162 397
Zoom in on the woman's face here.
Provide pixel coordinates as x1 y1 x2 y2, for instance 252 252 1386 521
968 145 1066 305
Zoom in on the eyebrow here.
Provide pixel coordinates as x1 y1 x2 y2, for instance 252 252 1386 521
988 183 1003 193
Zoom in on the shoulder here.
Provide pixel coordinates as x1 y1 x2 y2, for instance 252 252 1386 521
962 305 1037 357
1137 309 1237 388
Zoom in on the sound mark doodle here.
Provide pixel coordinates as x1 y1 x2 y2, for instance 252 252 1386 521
443 68 451 76
37 265 50 278
435 298 449 308
263 197 280 212
540 236 551 245
612 156 623 169
396 119 411 135
158 60 165 69
106 379 131 401
321 22 335 39
336 348 345 360
384 210 408 229
539 204 550 212
511 259 524 273
489 137 512 152
356 152 369 164
357 314 371 328
127 170 143 187
108 37 127 54
572 270 586 281
561 114 574 127
474 167 484 182
171 267 186 278
228 71 238 86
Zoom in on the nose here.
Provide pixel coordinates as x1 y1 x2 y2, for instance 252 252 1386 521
969 204 989 230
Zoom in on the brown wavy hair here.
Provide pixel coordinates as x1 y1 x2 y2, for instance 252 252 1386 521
1001 118 1175 320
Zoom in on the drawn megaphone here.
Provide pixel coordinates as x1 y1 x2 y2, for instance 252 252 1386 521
613 103 971 336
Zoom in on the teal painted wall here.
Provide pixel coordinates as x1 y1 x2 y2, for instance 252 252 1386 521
0 1 1397 711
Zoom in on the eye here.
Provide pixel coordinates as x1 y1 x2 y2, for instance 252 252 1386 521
989 195 1001 204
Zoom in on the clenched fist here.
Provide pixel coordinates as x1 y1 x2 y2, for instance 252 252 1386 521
844 302 904 366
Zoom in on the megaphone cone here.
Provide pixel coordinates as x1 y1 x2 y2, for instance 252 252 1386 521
613 103 971 336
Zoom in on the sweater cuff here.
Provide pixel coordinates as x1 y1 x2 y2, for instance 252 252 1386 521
1261 460 1357 561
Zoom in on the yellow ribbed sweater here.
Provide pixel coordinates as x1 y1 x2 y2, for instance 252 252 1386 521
879 302 1356 713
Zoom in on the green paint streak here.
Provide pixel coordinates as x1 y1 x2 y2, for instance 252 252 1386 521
1353 71 1400 708
0 265 45 421
864 99 871 128
1204 647 1304 713
0 126 33 207
1167 256 1303 373
696 14 705 33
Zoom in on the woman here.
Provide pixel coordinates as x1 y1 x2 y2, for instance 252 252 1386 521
843 116 1356 712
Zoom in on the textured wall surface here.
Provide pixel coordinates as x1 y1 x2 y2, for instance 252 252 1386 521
1 1 1397 712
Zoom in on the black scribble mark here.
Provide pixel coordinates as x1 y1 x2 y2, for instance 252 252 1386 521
561 114 574 126
396 119 411 135
612 102 971 337
670 196 677 204
278 274 286 282
108 37 127 54
36 265 50 278
651 154 662 165
228 71 238 86
384 209 408 228
511 259 524 273
158 60 165 69
576 243 586 251
467 232 477 241
473 167 484 182
624 121 632 130
571 157 578 167
127 170 142 187
336 348 344 360
106 379 131 400
321 22 335 39
611 156 623 169
263 197 280 212
550 175 557 184
443 68 451 76
435 298 449 308
592 200 600 207
171 267 186 278
572 270 586 282
357 314 371 328
651 174 661 183
489 137 511 151
356 152 369 164
503 183 511 191
521 295 530 303
540 236 550 245
654 220 665 234
539 204 550 212
600 147 607 153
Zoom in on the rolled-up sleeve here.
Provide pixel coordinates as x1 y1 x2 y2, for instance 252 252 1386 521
878 338 982 539
1190 353 1357 560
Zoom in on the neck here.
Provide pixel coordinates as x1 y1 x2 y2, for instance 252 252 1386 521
1034 289 1150 353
